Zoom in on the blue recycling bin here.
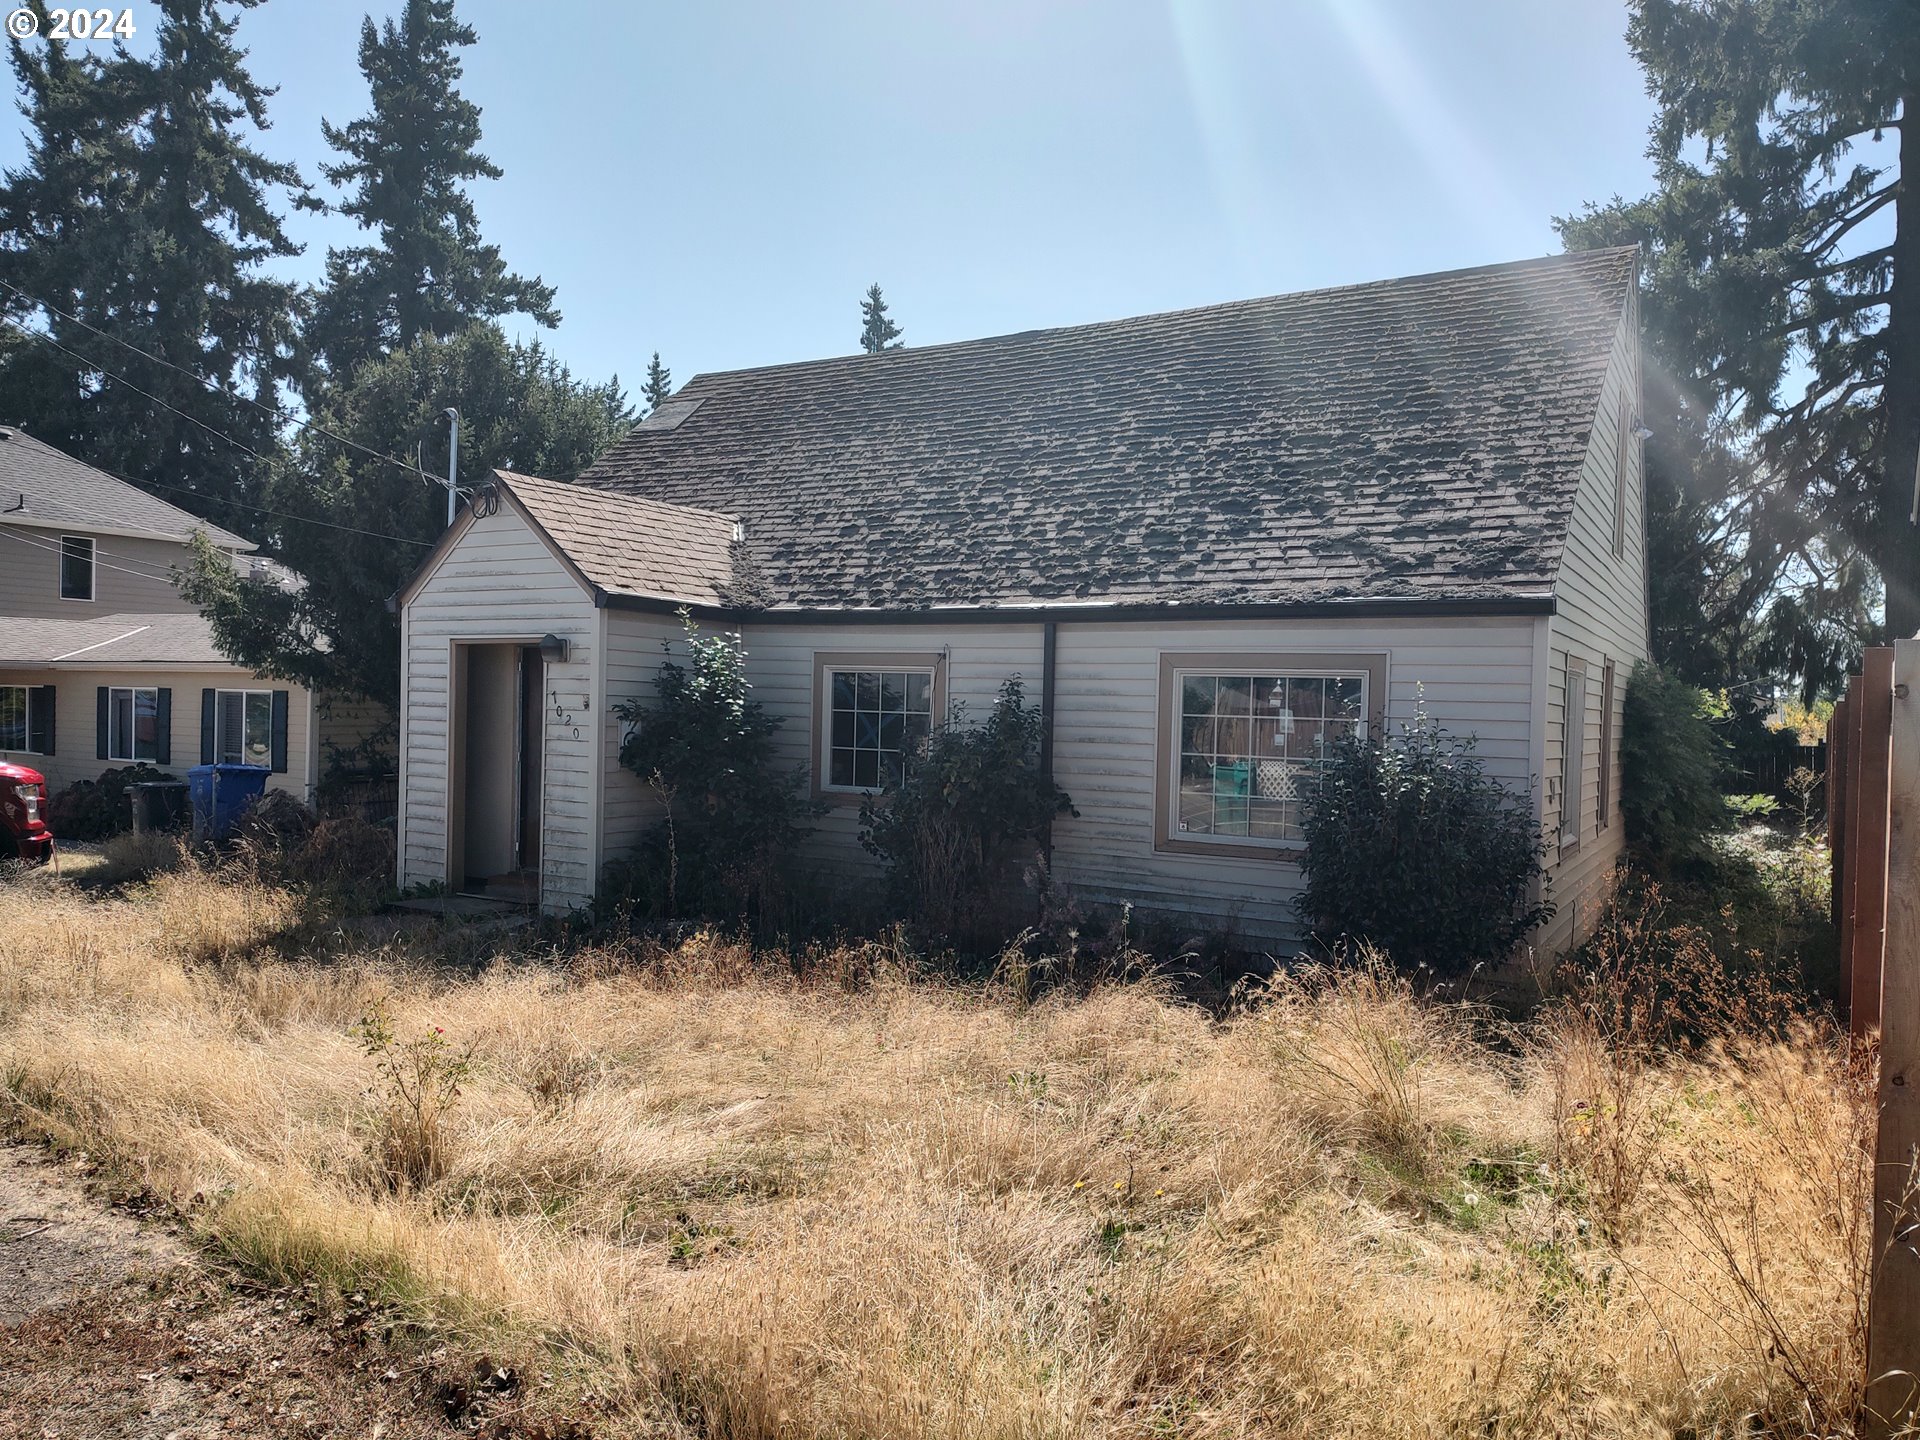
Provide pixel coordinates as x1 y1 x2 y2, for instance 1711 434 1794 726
186 763 270 841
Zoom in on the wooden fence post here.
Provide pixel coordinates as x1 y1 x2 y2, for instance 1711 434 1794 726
1866 637 1920 1433
1845 675 1865 1014
1854 649 1896 1037
1835 695 1851 937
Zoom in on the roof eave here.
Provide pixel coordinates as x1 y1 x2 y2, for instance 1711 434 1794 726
598 591 1556 624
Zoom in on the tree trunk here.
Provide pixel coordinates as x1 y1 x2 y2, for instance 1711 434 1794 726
1883 101 1920 641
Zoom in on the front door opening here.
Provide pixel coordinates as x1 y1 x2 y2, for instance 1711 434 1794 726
452 642 543 903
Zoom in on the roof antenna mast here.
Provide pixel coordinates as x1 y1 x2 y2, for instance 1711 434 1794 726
441 407 460 528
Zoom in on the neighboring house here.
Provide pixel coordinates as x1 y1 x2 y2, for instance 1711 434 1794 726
0 427 334 803
394 248 1648 955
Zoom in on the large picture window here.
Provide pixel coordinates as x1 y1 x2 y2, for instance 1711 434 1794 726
1155 651 1385 858
108 685 159 762
813 652 944 798
215 689 273 766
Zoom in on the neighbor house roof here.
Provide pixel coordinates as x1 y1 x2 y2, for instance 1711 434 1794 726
0 612 237 667
0 425 254 550
494 471 743 608
573 248 1639 613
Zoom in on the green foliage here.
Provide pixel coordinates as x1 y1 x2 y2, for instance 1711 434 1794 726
642 352 672 412
47 764 177 842
858 283 903 353
1724 793 1780 822
858 678 1074 946
1295 717 1551 977
607 615 818 920
1619 663 1732 874
305 0 557 377
183 326 632 708
0 0 306 533
1558 0 1915 670
352 996 471 1190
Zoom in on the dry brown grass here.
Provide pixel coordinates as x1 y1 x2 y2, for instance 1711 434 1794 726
0 868 1874 1438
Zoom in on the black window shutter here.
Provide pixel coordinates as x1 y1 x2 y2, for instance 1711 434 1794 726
200 689 216 765
154 688 172 766
270 690 289 773
96 686 109 760
29 685 53 756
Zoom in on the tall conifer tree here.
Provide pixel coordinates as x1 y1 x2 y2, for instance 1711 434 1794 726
859 283 903 353
642 351 672 411
0 0 306 528
306 0 557 378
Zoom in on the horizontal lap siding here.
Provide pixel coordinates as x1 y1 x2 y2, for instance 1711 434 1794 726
400 506 597 912
600 609 686 860
739 622 1049 875
1542 302 1650 956
1049 616 1538 945
0 666 313 797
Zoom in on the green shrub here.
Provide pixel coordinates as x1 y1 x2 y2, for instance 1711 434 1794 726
1619 662 1731 874
1296 716 1551 977
46 764 178 841
859 678 1074 947
607 614 819 921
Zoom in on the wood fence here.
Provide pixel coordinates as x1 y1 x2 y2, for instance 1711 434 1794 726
1829 638 1920 1434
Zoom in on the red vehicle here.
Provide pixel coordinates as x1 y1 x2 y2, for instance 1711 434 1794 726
1 761 53 863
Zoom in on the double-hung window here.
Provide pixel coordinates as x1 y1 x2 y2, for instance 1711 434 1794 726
60 536 94 601
815 655 940 795
1560 658 1589 849
108 686 159 762
215 689 274 766
1157 653 1382 856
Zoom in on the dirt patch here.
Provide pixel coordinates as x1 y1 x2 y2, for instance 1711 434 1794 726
0 1146 563 1439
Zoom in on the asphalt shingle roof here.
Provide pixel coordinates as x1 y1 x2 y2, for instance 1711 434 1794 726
0 426 254 550
0 612 234 667
496 470 745 607
575 248 1638 612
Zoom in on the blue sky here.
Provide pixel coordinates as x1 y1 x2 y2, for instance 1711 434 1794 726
1 0 1658 395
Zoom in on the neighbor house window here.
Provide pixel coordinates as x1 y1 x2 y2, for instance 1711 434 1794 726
60 535 94 600
812 653 944 797
215 689 273 766
108 685 159 762
1560 657 1588 848
0 686 31 751
1154 652 1386 858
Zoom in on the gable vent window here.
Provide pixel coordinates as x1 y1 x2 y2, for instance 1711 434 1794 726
60 535 94 601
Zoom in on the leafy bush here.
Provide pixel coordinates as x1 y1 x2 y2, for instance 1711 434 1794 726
1296 716 1551 977
1619 662 1731 874
607 614 818 921
46 764 178 841
859 678 1074 947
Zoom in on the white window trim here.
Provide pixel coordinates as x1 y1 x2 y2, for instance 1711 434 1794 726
214 688 274 766
107 684 159 763
59 534 95 602
810 651 946 805
0 684 40 755
1154 651 1387 861
1560 658 1589 851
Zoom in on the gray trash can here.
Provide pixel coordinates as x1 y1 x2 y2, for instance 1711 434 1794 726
128 781 190 835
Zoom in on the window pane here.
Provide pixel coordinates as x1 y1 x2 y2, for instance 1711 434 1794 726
134 689 158 761
880 673 905 713
879 752 906 790
853 749 878 787
855 712 880 749
1330 678 1363 719
830 748 854 787
856 672 880 710
878 713 903 751
1216 677 1252 717
245 693 272 765
1180 713 1214 756
1287 677 1325 717
832 671 856 709
831 711 853 747
217 691 243 764
0 688 24 750
1182 675 1215 715
903 714 930 753
904 672 931 714
60 537 92 599
110 689 132 760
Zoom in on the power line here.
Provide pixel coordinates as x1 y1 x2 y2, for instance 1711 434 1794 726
0 276 440 487
0 317 434 546
0 524 204 590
